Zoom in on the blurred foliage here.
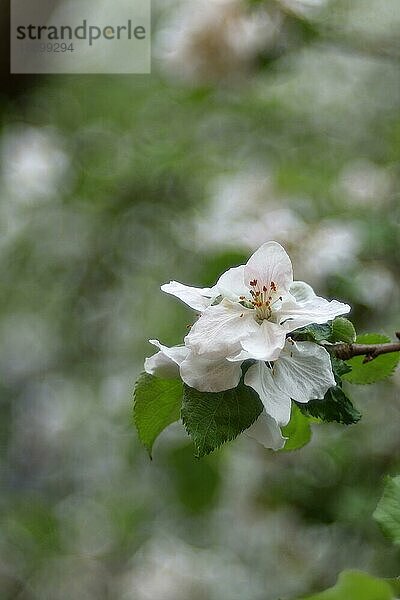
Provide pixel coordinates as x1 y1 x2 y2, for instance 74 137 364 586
299 570 396 600
374 475 400 547
1 0 400 598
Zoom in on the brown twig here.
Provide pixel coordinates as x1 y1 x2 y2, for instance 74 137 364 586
331 333 400 364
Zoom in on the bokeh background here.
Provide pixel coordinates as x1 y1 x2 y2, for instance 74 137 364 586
1 0 400 598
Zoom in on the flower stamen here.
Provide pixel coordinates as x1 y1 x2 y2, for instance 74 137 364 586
246 280 282 322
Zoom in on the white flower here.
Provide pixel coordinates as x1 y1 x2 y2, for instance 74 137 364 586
180 241 349 368
245 339 335 426
145 240 347 451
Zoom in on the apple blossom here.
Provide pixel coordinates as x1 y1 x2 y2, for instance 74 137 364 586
164 241 349 366
143 241 351 451
136 241 398 458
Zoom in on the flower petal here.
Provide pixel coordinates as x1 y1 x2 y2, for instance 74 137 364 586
244 241 293 295
278 295 351 332
240 320 287 361
180 350 243 392
226 348 255 362
211 264 247 300
161 281 214 312
244 361 292 426
144 340 189 379
244 409 286 450
273 341 335 403
289 280 316 303
185 299 257 357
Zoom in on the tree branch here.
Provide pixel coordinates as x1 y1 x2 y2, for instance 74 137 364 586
331 332 400 364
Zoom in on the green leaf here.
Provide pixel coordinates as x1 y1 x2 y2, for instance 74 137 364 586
280 403 312 451
181 380 263 457
292 322 332 343
297 386 361 425
292 318 356 345
133 373 183 457
298 570 395 600
373 475 400 546
342 334 400 385
330 355 352 385
331 317 356 343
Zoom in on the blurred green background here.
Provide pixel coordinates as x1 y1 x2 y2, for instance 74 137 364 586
1 0 400 598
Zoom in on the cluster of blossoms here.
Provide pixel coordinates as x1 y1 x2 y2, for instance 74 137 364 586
145 242 350 449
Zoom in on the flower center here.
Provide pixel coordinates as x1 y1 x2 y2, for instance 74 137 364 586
240 279 282 323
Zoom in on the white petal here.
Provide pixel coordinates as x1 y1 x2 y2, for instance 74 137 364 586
185 299 257 357
144 353 178 379
144 340 189 379
244 361 292 426
149 340 189 365
180 351 243 392
161 281 214 312
240 320 287 362
211 265 247 300
226 348 256 362
244 241 293 295
289 280 316 302
278 295 351 332
244 410 286 450
273 341 335 404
